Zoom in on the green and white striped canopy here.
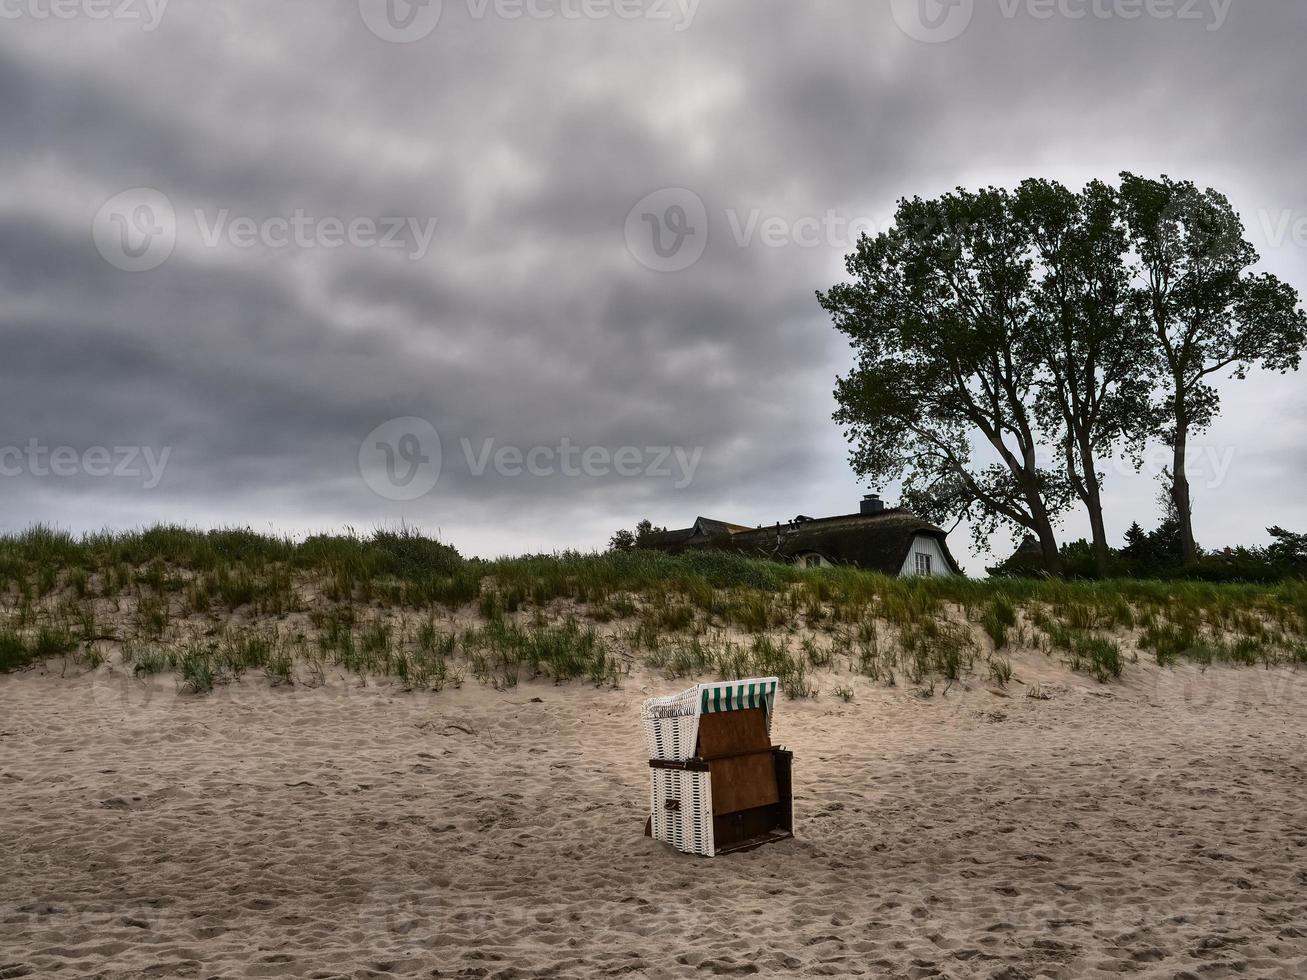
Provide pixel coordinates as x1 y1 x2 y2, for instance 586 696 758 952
699 678 778 715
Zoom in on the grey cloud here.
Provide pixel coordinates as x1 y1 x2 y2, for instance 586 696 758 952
1 0 1304 565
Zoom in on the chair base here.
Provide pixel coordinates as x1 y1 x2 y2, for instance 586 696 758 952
645 748 793 857
715 828 793 855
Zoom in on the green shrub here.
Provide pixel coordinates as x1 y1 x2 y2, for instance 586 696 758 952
980 597 1017 649
370 527 463 579
0 630 32 672
180 650 215 694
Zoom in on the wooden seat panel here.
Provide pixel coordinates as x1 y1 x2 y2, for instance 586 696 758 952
708 751 779 814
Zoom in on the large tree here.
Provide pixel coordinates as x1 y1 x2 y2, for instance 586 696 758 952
819 187 1073 572
1118 173 1307 561
1013 178 1156 576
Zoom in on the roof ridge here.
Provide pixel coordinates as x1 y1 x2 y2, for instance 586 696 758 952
694 517 752 532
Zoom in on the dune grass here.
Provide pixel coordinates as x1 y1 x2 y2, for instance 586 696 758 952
1 524 1304 696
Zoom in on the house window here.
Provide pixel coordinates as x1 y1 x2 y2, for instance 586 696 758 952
914 552 933 576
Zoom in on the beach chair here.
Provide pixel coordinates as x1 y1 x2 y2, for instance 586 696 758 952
640 677 794 857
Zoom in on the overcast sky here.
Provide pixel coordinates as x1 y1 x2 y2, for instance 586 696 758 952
2 0 1305 570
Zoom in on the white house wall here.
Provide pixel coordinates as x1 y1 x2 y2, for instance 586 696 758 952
898 535 954 577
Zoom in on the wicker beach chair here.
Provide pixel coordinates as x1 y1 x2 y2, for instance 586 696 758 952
641 677 794 857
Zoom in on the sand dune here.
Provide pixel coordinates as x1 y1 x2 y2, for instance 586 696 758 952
3 656 1306 979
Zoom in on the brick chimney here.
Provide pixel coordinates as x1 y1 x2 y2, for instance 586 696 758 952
860 493 886 515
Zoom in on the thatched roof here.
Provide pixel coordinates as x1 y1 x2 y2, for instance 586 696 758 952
692 517 752 536
641 516 750 552
646 509 962 576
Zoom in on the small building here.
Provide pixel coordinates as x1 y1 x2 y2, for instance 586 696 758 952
645 495 963 577
987 534 1046 578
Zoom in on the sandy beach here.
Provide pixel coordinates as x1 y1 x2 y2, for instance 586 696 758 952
3 655 1305 980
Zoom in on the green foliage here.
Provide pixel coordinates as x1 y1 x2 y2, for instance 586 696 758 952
2 524 1305 696
824 174 1307 572
993 520 1307 585
0 630 33 672
980 597 1017 649
463 616 623 688
1265 526 1307 564
34 625 76 659
369 526 464 578
1033 612 1123 683
1070 635 1124 683
179 648 216 694
126 643 176 676
988 656 1014 687
1119 172 1307 559
820 186 1075 564
645 635 714 679
609 518 666 553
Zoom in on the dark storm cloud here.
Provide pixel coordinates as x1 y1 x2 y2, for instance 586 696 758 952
1 0 1305 561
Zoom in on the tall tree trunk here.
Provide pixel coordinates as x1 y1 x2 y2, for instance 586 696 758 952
1077 438 1111 577
1171 428 1197 559
1027 494 1063 576
1084 490 1111 576
1170 392 1199 562
1035 523 1063 575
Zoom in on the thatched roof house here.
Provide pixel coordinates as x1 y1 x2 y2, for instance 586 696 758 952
645 495 963 577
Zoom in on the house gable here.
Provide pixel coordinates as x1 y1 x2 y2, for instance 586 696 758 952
898 534 954 577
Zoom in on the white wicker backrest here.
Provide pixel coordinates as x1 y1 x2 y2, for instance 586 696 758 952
641 676 779 761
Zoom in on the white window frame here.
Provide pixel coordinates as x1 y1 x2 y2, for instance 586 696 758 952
914 552 933 576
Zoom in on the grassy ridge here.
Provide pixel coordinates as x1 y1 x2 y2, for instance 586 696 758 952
1 524 1305 692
